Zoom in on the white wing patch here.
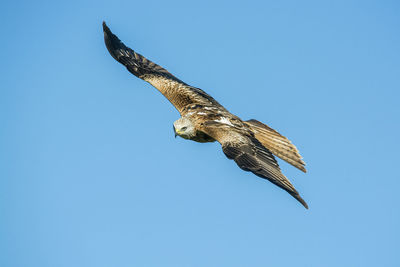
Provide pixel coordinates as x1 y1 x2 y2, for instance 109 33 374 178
214 117 235 127
204 106 222 113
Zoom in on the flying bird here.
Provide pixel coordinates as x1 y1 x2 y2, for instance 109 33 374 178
103 22 309 209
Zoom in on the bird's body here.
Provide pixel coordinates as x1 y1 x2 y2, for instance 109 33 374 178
103 22 309 209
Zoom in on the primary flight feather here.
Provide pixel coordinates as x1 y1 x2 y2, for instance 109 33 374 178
103 22 309 209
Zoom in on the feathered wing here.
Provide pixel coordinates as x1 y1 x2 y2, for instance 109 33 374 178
198 121 308 209
245 119 306 172
103 22 223 113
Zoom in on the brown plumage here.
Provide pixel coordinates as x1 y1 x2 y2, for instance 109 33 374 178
103 22 309 209
244 119 306 172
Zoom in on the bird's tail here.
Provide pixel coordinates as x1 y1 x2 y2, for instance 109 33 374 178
245 119 306 172
102 22 181 81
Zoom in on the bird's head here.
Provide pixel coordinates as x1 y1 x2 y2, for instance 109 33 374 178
173 117 196 140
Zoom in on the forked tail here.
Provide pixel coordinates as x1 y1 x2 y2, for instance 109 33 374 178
245 119 306 172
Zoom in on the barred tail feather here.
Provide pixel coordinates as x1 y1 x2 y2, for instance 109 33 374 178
245 119 307 172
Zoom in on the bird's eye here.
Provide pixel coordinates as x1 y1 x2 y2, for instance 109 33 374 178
181 127 187 131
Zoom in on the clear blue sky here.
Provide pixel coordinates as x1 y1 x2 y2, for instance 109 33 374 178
1 0 399 266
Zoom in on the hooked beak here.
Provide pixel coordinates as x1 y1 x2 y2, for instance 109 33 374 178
173 125 177 138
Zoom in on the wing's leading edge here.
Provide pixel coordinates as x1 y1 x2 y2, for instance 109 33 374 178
199 122 308 209
103 22 222 113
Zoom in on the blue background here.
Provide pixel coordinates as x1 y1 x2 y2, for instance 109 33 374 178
1 1 399 266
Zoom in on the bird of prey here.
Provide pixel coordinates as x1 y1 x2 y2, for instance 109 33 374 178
103 22 309 209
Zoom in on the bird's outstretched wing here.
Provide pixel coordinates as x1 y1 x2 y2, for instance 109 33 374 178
103 22 223 113
198 121 308 209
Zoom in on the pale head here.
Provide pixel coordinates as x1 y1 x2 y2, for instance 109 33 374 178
173 117 196 140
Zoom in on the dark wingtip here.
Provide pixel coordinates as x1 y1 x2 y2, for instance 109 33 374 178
102 21 109 33
102 21 125 62
103 21 117 42
102 21 113 38
296 195 309 209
